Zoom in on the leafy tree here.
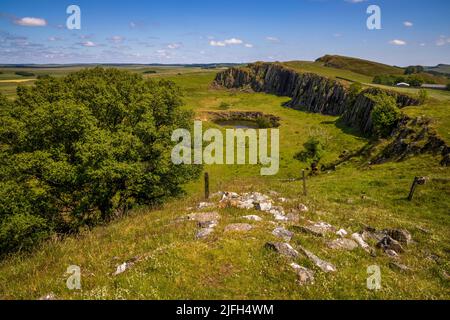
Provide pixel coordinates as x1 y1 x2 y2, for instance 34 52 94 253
294 137 325 164
367 92 402 138
0 68 201 254
417 89 428 104
404 65 424 75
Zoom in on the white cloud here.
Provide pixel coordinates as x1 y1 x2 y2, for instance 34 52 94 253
14 17 47 27
48 36 63 42
389 39 407 46
436 36 450 46
244 43 253 48
403 21 413 27
108 36 124 43
81 41 97 47
224 38 243 45
209 38 244 47
266 36 280 42
209 40 226 47
167 42 181 49
345 0 366 3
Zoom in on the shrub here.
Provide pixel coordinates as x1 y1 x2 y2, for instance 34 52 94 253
417 89 428 104
294 137 325 164
368 92 402 138
218 102 230 110
15 71 35 77
447 83 450 91
0 68 201 254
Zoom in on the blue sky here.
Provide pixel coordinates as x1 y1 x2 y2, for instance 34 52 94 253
1 0 449 65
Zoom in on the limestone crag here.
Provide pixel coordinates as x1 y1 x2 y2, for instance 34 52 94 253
214 62 419 135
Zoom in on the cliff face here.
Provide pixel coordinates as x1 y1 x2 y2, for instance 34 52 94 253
214 63 419 135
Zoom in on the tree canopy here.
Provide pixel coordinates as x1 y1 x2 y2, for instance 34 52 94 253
0 68 201 254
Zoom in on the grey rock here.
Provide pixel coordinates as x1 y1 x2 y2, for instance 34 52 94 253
225 223 253 232
272 227 294 242
242 215 262 221
352 233 373 254
297 245 337 273
188 211 221 223
327 238 358 251
294 222 335 237
384 229 412 245
265 242 299 258
196 228 215 239
389 262 411 273
39 293 56 300
377 236 405 254
290 263 315 285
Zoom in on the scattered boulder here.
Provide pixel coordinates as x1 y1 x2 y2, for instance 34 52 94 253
188 211 221 223
198 220 218 228
285 212 300 223
290 263 315 285
113 256 141 276
351 233 374 254
242 215 262 221
377 236 405 254
225 223 253 232
272 227 294 242
196 227 215 239
384 229 412 246
265 242 299 258
336 229 348 237
389 261 411 273
327 238 358 251
39 293 56 300
294 222 336 237
198 202 215 209
297 245 337 273
255 201 272 212
297 204 309 212
385 249 399 258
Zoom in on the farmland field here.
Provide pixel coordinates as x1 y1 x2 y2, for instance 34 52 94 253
0 62 449 300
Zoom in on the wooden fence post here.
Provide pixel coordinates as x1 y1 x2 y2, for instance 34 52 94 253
408 176 427 201
204 172 210 200
302 170 307 196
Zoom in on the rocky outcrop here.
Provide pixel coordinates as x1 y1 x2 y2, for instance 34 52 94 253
206 111 281 128
214 62 419 135
214 63 450 165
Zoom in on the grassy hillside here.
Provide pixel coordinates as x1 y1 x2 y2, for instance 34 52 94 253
0 66 449 300
316 55 405 77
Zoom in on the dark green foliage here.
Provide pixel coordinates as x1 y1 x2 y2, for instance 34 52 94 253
417 89 428 104
294 137 325 164
368 92 402 138
348 82 363 104
373 74 426 87
404 65 424 75
218 102 230 110
143 70 157 74
0 68 201 254
15 71 35 77
447 83 450 91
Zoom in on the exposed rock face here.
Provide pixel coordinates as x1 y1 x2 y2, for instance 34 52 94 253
207 111 281 128
214 63 419 135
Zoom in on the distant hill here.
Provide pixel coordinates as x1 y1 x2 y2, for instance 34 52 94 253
316 55 404 77
424 64 450 76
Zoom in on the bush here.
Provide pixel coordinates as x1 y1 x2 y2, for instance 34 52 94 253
447 83 450 91
0 68 201 254
368 92 402 137
294 137 325 164
15 71 35 77
218 102 230 110
417 89 428 104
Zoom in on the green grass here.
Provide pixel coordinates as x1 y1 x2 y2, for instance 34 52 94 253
0 65 449 300
315 55 405 77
